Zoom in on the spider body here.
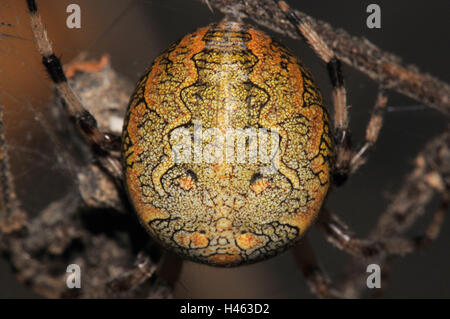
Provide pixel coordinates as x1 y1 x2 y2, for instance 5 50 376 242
122 21 333 266
6 0 442 298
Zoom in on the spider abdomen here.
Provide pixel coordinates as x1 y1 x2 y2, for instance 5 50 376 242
122 21 333 266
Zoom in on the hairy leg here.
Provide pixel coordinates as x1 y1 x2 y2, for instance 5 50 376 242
292 236 344 298
274 1 389 185
317 205 446 259
25 0 121 179
349 89 388 174
106 248 183 298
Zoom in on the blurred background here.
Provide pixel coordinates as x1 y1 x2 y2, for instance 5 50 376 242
0 0 448 298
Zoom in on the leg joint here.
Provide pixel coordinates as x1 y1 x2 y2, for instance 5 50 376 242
327 58 344 88
42 54 67 84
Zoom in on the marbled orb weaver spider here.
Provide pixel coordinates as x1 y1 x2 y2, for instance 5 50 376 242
0 0 447 299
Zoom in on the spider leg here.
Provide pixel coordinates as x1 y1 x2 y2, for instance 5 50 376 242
275 1 391 185
293 236 344 298
0 105 27 233
106 248 183 299
348 89 387 174
106 251 159 297
25 1 121 176
274 1 351 185
348 89 388 175
317 205 447 259
149 251 184 299
331 130 449 298
333 199 446 298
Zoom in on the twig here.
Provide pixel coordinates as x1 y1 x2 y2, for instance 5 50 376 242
0 106 27 233
207 0 450 115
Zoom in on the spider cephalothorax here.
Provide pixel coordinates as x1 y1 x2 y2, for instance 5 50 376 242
122 21 333 266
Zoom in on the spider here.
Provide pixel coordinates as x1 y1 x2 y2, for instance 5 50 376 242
0 0 447 298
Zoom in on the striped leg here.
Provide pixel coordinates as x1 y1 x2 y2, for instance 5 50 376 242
274 1 389 185
106 249 183 298
317 206 447 259
149 252 184 299
25 1 121 172
274 0 350 184
293 237 344 298
349 89 388 174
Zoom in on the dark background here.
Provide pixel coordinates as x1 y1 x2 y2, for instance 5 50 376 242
0 0 448 298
